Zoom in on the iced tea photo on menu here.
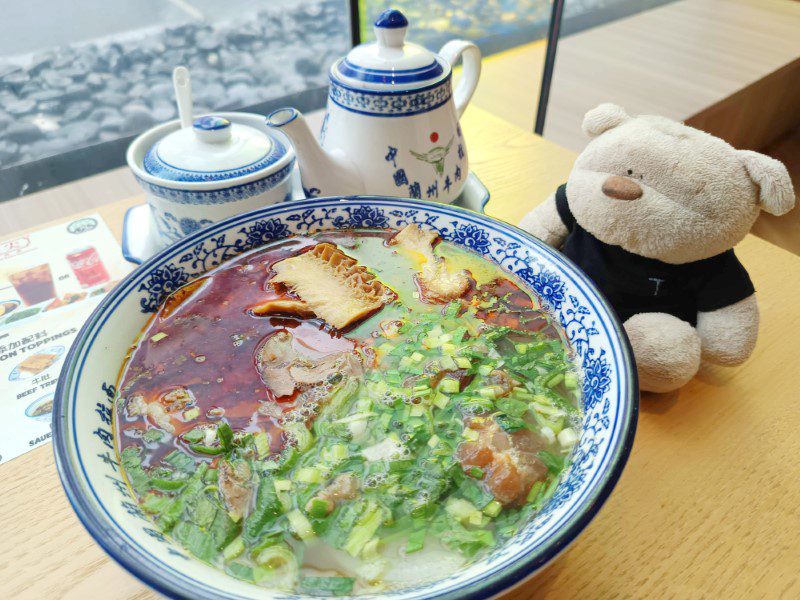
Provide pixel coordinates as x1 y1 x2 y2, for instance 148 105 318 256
9 264 56 306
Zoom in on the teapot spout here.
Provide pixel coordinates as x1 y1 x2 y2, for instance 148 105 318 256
267 108 364 197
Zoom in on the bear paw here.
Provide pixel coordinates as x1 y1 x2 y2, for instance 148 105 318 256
624 312 701 394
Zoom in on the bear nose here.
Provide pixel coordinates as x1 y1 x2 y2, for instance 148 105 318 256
601 175 643 201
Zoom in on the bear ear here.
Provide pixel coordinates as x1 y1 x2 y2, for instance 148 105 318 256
581 103 630 138
739 150 796 216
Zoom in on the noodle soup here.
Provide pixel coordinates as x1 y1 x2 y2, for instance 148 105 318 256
114 225 582 595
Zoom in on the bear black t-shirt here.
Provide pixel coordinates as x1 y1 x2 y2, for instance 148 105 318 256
554 184 754 326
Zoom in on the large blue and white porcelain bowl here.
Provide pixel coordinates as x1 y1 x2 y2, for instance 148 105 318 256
54 197 637 599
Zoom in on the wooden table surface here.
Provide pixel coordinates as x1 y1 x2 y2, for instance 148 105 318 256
1 106 799 599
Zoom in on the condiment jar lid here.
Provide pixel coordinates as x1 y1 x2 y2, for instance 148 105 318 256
331 9 448 91
143 116 284 183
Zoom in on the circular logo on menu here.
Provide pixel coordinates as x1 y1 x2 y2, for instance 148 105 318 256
67 217 98 234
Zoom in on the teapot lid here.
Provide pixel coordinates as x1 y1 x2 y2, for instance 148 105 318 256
143 116 286 182
332 9 448 91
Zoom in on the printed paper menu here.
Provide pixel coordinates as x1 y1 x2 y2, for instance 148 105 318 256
0 215 131 464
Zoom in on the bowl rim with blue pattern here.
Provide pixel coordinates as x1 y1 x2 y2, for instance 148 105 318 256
53 196 638 599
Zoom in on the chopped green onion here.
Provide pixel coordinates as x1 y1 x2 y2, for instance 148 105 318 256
557 427 579 448
254 542 297 573
142 428 165 443
496 397 528 417
141 493 172 514
440 378 460 394
343 504 384 557
283 422 314 453
483 500 503 517
423 336 440 349
455 357 471 369
287 509 315 541
462 427 479 441
188 443 222 455
298 576 355 596
468 511 488 526
361 537 381 561
546 372 565 388
445 497 481 524
222 536 245 561
527 481 545 503
333 412 376 424
150 478 186 491
547 424 562 442
330 443 348 461
181 427 205 443
273 479 292 492
537 476 561 508
440 355 458 371
433 392 450 409
564 372 579 390
217 422 234 451
477 386 499 399
468 467 484 479
537 450 566 474
163 449 196 473
308 497 333 518
409 404 425 417
296 467 322 484
495 413 526 433
253 431 270 457
362 437 404 462
405 529 426 553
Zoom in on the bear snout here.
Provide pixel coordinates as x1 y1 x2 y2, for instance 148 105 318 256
601 175 643 201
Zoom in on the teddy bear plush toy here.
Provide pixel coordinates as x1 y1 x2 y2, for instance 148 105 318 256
520 103 796 393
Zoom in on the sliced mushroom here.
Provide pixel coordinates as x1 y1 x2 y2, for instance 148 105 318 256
126 394 175 433
391 224 439 257
391 224 471 303
256 331 301 397
418 259 471 303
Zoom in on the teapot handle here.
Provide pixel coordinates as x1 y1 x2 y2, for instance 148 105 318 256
439 40 482 120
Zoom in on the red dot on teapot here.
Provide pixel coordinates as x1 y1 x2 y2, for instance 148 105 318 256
430 132 439 143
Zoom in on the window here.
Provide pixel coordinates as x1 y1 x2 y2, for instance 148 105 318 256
0 0 673 201
0 0 350 200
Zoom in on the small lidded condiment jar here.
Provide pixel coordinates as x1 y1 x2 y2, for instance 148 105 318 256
127 113 295 246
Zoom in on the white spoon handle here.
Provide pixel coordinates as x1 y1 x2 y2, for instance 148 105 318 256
172 66 193 129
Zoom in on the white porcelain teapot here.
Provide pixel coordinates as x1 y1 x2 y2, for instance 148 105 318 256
267 8 481 204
